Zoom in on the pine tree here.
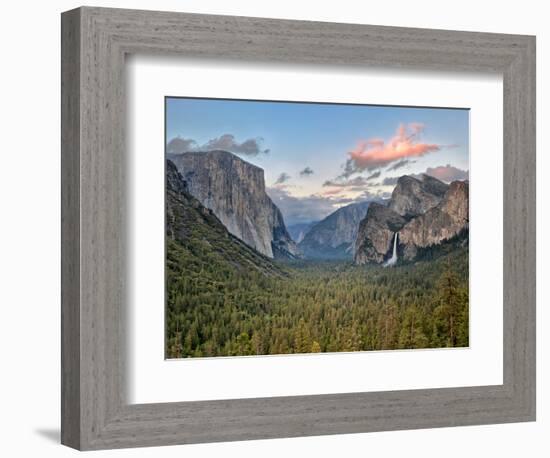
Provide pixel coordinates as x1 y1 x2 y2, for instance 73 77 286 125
294 318 311 353
435 259 465 347
398 306 428 349
236 332 252 355
251 330 264 355
311 341 321 353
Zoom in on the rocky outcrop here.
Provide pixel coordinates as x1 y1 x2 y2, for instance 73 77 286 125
354 174 468 265
354 203 408 264
166 160 285 277
166 160 189 195
298 201 372 259
399 180 469 259
168 150 300 259
388 174 448 218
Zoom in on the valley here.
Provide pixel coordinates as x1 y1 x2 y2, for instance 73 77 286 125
166 242 469 358
165 153 469 357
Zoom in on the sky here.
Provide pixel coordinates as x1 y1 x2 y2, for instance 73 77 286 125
166 97 469 226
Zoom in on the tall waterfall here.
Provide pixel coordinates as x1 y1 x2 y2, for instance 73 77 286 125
384 232 398 267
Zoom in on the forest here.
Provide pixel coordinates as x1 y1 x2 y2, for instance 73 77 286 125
165 237 469 358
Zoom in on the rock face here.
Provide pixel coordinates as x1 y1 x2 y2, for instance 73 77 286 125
298 201 372 259
168 150 300 259
166 160 285 277
166 159 189 195
399 180 469 259
354 174 468 264
388 174 448 218
354 203 408 264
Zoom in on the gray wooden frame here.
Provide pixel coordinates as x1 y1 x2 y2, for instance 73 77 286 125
61 6 536 451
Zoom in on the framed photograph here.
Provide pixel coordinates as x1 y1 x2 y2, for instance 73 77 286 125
61 6 536 450
164 97 470 359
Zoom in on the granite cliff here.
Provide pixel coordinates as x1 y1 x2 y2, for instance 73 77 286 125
168 150 300 259
354 203 408 265
166 160 285 277
399 180 469 259
354 174 468 265
388 174 448 218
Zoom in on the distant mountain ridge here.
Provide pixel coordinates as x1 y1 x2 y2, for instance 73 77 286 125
287 221 318 244
168 150 300 260
298 201 373 260
355 174 468 265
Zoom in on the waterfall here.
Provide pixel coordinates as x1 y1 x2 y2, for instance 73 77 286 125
384 232 398 267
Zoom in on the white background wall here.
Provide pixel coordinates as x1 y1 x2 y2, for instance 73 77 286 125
0 0 546 456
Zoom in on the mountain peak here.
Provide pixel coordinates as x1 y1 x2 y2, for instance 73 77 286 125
354 173 468 265
166 159 285 279
168 150 265 176
398 180 469 259
389 173 448 218
168 151 299 259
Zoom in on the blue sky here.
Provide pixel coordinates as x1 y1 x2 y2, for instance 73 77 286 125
166 97 469 225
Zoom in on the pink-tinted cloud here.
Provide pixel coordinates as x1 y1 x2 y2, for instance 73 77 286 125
321 188 345 196
425 164 468 182
346 123 441 173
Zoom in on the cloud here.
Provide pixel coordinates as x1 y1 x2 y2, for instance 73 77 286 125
166 137 199 154
323 176 371 188
381 176 400 186
321 176 382 195
366 171 381 181
355 189 392 201
424 164 469 182
379 164 468 188
331 197 355 205
321 188 346 196
387 159 414 172
167 134 269 156
274 172 291 185
266 187 341 225
342 123 441 175
267 187 379 225
299 167 314 177
381 174 439 187
340 159 357 179
203 134 270 156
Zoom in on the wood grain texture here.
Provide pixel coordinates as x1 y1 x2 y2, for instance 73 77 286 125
60 6 536 450
60 7 81 449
